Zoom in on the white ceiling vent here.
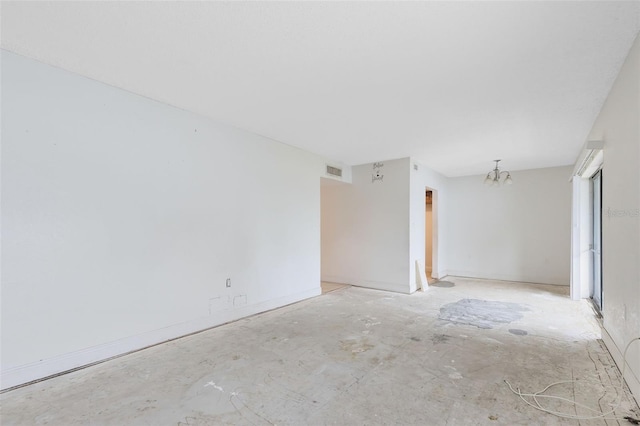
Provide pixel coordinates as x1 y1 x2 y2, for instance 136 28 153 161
326 165 343 178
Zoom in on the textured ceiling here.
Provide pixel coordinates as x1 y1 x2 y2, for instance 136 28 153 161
2 1 639 176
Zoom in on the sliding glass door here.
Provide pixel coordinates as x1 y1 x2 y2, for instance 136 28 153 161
591 170 602 312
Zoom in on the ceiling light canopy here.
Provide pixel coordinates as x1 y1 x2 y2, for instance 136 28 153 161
484 160 513 186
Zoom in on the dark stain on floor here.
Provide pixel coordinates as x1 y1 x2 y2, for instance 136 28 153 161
509 329 528 336
431 334 452 344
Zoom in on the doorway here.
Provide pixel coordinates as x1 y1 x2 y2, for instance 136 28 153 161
425 189 436 284
591 170 603 312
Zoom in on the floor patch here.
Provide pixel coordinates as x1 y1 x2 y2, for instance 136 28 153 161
431 281 455 288
439 299 528 329
509 329 528 336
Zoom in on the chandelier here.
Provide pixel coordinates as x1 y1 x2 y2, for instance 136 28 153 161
484 160 513 186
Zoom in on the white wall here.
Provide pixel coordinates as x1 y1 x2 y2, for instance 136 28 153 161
1 51 336 389
445 166 573 286
584 34 640 399
321 158 411 293
409 159 449 292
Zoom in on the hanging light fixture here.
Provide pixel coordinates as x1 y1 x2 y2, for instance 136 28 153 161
483 160 513 186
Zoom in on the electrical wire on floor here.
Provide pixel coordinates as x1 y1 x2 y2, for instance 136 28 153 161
505 337 640 423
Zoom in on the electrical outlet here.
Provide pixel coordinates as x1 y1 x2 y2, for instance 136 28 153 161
226 278 231 288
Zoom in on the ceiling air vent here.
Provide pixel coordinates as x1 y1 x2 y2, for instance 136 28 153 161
326 165 342 178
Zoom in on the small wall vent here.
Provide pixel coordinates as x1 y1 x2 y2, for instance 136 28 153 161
326 165 343 178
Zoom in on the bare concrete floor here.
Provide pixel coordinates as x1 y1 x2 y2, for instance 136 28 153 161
2 277 639 425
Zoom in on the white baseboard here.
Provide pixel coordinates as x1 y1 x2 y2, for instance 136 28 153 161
321 275 351 285
1 287 320 391
433 270 448 280
445 270 569 286
352 280 409 294
601 327 640 401
322 275 409 294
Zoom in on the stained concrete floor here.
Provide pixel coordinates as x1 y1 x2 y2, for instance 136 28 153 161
2 277 639 425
